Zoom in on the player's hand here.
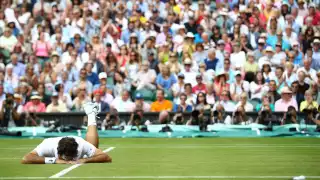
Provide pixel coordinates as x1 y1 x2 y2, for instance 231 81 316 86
55 159 70 164
75 159 87 164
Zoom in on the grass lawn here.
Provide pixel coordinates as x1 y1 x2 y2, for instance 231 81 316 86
0 138 320 180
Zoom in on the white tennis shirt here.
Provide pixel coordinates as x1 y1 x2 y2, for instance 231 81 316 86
34 136 96 160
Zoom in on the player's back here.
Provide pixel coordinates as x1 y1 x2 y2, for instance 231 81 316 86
34 136 95 160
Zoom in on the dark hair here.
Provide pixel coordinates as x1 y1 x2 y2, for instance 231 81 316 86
157 89 165 96
276 66 284 72
65 43 74 51
196 92 208 105
113 71 126 84
57 137 78 160
254 72 265 84
262 64 271 73
184 83 192 89
244 72 255 83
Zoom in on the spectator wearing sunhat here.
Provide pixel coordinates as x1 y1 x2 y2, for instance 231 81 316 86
133 93 150 112
181 58 197 86
46 92 68 113
258 46 276 70
214 71 230 97
275 86 298 112
23 92 46 113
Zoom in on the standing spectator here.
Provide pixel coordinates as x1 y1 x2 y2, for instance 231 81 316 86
33 32 51 68
275 86 298 112
46 92 68 112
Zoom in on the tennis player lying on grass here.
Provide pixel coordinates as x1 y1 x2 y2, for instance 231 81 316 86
21 102 112 164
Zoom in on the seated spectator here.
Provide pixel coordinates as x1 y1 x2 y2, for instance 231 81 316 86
85 62 99 86
167 52 182 75
296 71 310 106
4 64 18 89
230 42 246 70
151 89 173 112
282 106 298 125
193 92 211 112
232 106 253 125
230 71 249 101
214 71 230 97
0 93 23 127
283 62 297 86
204 49 219 71
0 28 18 63
192 74 207 94
300 90 318 112
46 92 68 112
256 93 275 112
261 62 275 82
173 93 193 113
55 82 72 110
175 83 196 106
172 73 185 104
71 85 92 111
156 65 177 90
255 105 279 125
113 71 131 98
206 83 215 105
273 66 285 93
23 93 46 113
134 61 156 91
212 104 232 124
133 93 151 112
275 86 298 112
213 90 236 112
267 80 281 104
93 89 110 112
180 58 197 86
250 72 269 101
72 68 93 97
244 51 259 74
192 43 207 64
235 93 254 112
98 85 114 105
110 90 134 112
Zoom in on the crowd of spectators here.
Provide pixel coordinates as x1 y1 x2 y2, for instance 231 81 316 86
0 0 319 126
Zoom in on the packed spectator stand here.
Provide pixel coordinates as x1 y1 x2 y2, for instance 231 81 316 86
0 0 319 127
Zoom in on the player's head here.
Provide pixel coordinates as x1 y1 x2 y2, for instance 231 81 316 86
57 137 78 161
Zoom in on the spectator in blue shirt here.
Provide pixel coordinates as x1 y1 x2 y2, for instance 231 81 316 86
173 93 193 112
85 62 99 86
156 65 177 90
204 49 219 71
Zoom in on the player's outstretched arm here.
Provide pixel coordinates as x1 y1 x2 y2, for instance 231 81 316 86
21 151 70 164
76 148 112 164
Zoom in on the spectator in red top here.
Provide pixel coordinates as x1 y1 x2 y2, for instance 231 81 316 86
192 74 207 94
304 4 320 26
23 93 46 113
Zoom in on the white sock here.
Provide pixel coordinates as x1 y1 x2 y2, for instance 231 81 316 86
87 114 97 126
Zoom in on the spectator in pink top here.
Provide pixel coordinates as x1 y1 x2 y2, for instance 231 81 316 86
275 86 298 112
32 32 51 68
23 93 46 113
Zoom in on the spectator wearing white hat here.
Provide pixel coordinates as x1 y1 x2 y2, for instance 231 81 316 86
180 58 197 86
275 86 298 112
258 46 276 70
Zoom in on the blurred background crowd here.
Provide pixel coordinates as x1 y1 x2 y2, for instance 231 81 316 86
0 0 319 127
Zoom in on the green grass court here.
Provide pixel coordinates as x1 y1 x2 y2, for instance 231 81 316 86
0 138 320 180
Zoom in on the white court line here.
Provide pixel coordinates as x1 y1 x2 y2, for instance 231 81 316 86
2 145 320 150
1 176 320 179
49 147 115 179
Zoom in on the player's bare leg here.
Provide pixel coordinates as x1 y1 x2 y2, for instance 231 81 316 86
84 103 99 148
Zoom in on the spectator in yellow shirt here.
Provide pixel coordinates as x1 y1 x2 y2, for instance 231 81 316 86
300 90 318 112
151 89 173 123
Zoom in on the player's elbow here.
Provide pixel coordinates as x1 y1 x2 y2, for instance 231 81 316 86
21 156 31 164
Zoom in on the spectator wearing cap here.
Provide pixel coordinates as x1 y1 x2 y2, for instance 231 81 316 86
156 65 177 90
254 38 266 62
7 53 25 77
275 86 298 111
204 49 219 71
93 89 110 112
23 92 46 113
134 61 157 91
0 27 18 63
110 90 134 112
133 93 151 112
192 74 207 94
46 92 68 113
230 71 250 102
230 42 246 70
192 43 208 65
258 46 276 70
72 68 93 97
172 73 186 104
244 51 259 74
54 82 73 110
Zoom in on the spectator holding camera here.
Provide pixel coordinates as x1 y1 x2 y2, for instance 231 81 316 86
282 106 298 125
300 90 318 112
0 93 22 127
232 106 253 125
212 104 232 124
255 105 279 125
194 92 211 112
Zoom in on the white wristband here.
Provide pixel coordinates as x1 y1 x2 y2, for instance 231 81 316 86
45 157 56 164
